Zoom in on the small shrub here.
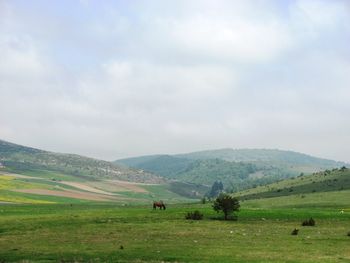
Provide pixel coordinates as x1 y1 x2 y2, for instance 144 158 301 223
185 210 203 220
291 228 299 235
302 218 316 226
201 197 206 204
347 231 350 237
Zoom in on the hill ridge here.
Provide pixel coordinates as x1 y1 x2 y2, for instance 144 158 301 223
116 148 347 191
237 166 350 200
0 139 162 183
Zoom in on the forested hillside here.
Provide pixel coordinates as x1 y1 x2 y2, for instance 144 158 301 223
117 149 347 191
176 148 345 168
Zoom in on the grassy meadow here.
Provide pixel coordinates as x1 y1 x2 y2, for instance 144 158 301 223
1 191 350 263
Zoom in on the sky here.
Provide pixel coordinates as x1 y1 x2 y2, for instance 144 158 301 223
0 0 350 162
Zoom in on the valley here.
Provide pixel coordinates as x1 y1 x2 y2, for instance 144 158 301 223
1 139 349 262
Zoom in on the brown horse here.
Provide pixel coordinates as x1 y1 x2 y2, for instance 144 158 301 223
153 201 166 210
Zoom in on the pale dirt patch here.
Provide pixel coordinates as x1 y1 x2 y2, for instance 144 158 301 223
0 201 14 204
0 172 35 179
60 181 116 196
86 181 128 193
103 180 152 193
13 189 128 202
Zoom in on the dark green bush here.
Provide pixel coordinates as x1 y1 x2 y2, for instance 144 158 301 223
302 218 315 226
291 228 299 235
185 210 203 220
212 193 240 220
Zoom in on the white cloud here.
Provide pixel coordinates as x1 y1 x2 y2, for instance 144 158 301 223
0 0 349 162
293 0 348 28
163 14 292 63
0 36 48 79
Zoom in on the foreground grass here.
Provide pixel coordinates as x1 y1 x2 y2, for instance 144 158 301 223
0 199 350 263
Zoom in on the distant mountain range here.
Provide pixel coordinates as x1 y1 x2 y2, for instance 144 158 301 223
116 149 348 191
0 139 162 183
1 139 347 194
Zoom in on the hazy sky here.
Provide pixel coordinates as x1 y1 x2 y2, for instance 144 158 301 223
1 0 349 162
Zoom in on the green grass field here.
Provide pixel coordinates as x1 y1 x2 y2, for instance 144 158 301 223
1 189 350 263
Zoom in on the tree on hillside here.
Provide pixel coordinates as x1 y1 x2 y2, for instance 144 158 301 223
213 193 240 220
207 181 223 198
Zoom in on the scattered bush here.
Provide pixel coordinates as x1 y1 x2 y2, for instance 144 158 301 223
201 197 206 204
302 218 316 226
347 231 350 237
291 228 299 235
185 210 203 220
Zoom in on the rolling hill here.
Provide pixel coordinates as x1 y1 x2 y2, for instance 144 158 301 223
177 148 344 167
118 155 194 178
0 139 162 183
237 166 350 200
116 149 348 191
0 139 210 204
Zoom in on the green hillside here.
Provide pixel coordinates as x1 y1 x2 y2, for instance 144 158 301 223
237 166 350 200
116 149 347 191
176 148 346 168
116 154 164 168
117 156 290 190
0 139 162 183
176 159 259 189
117 155 193 178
